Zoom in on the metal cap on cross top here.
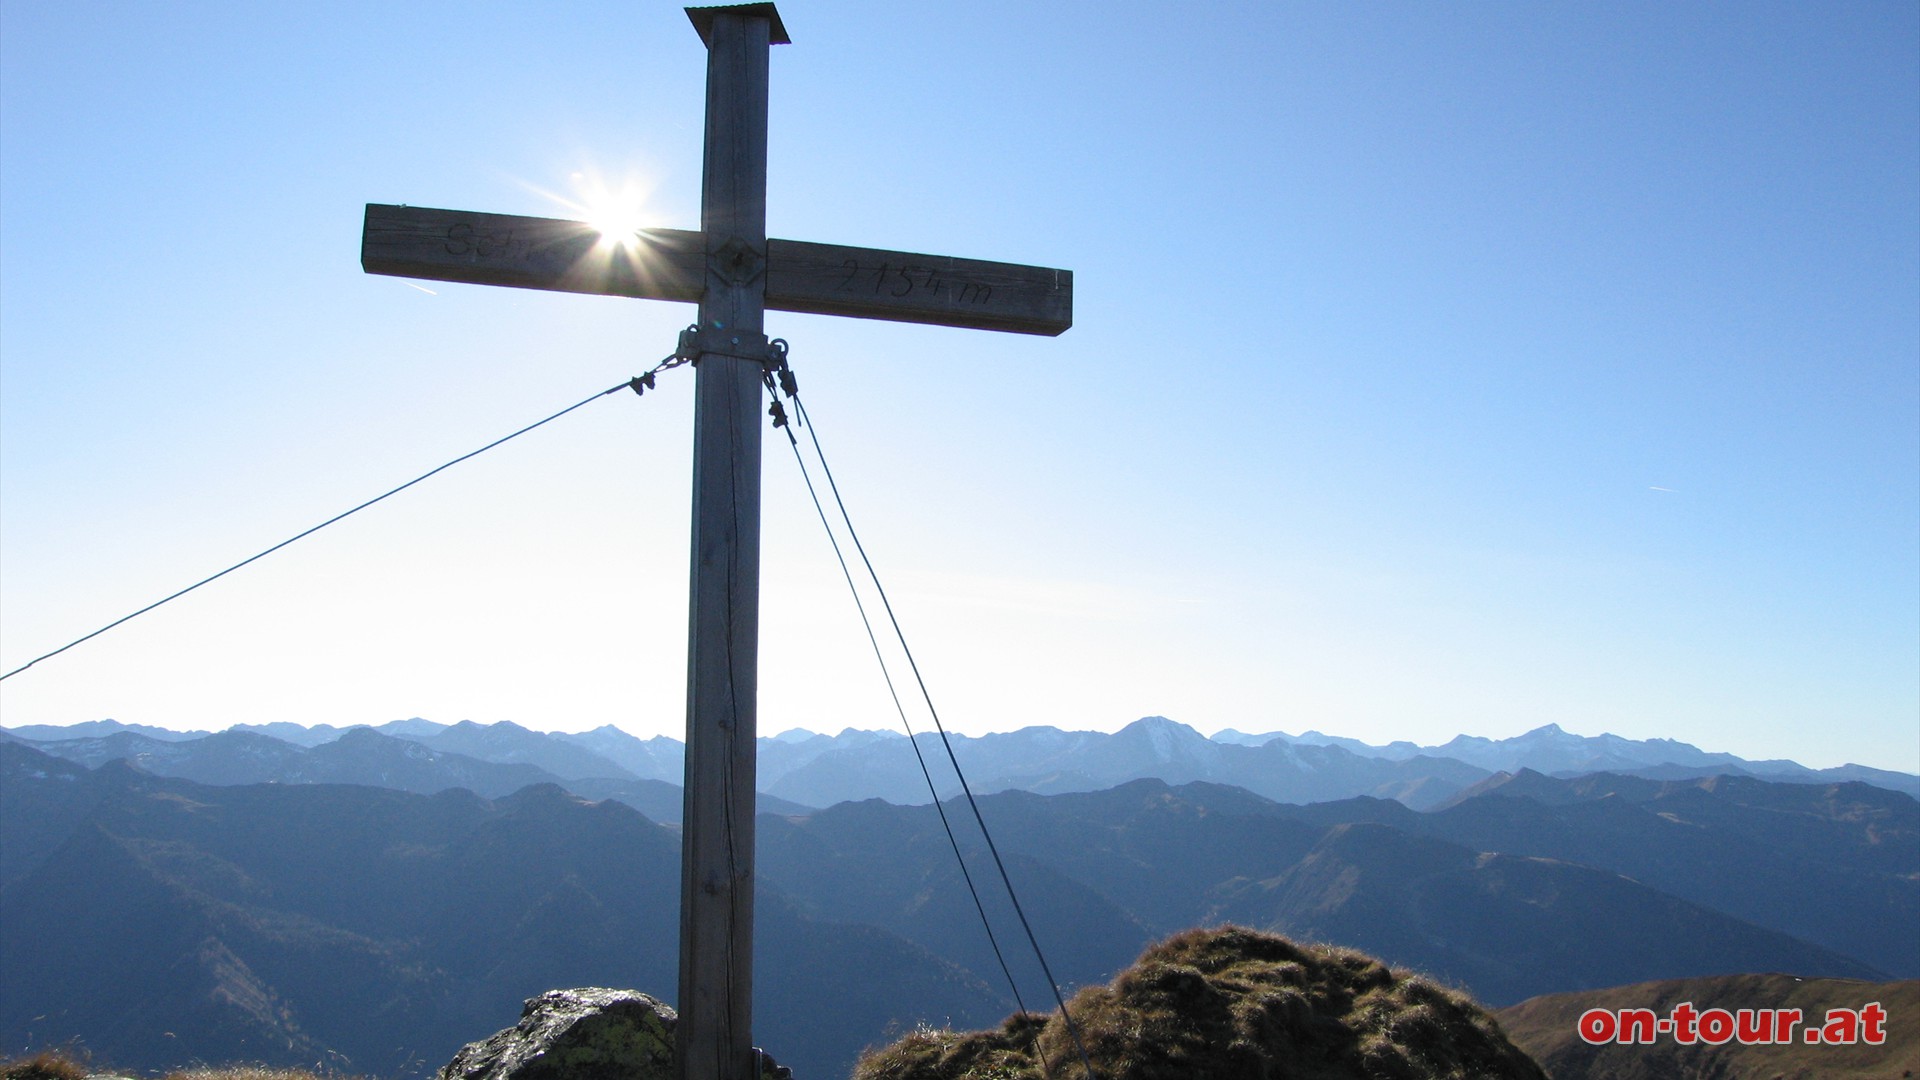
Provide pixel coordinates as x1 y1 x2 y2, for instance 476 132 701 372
687 3 791 47
358 5 1070 1079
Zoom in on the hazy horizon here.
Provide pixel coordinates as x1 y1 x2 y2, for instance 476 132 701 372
8 711 1913 774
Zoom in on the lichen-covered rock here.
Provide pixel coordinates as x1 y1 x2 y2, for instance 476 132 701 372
437 988 677 1080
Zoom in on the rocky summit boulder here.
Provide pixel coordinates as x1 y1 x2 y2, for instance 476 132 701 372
854 926 1548 1080
437 989 790 1080
437 989 676 1080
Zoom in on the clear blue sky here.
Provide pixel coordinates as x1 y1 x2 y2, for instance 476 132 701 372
2 2 1915 771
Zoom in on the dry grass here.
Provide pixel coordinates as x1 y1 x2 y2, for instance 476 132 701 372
0 1045 360 1080
2 1050 91 1080
161 1069 344 1080
855 925 1548 1080
0 1052 358 1080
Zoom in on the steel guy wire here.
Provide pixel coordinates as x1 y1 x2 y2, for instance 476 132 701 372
1 359 685 683
765 372 1047 1061
768 359 1098 1079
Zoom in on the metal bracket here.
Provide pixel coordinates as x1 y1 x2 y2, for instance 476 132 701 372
709 236 767 288
676 323 782 367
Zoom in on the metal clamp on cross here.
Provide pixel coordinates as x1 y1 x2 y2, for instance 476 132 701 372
357 5 1072 1080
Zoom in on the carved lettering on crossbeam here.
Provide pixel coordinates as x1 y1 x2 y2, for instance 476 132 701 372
363 204 1072 336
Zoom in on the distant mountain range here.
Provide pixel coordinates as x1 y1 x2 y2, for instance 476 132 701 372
4 736 1912 1078
0 724 808 824
1219 720 1917 789
7 715 1913 815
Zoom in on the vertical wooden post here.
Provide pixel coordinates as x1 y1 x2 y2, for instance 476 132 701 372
679 6 780 1080
358 8 1068 1074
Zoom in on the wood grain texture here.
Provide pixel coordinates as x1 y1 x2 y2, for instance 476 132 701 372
363 204 1073 335
767 238 1071 335
679 8 771 1080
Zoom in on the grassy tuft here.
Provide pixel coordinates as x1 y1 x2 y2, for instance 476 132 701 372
162 1068 351 1080
1 1051 91 1080
854 925 1548 1080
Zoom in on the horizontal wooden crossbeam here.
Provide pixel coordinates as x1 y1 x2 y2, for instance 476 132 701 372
362 204 1072 336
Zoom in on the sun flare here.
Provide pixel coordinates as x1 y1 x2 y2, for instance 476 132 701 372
558 169 659 252
587 202 649 250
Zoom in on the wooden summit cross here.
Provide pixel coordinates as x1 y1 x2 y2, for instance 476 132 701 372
359 6 1071 1080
